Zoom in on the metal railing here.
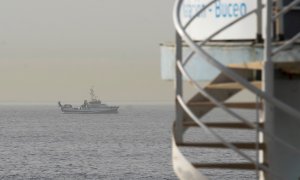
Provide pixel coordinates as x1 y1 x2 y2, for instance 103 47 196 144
172 0 300 179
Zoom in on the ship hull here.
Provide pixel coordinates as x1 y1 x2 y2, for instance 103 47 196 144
61 107 119 114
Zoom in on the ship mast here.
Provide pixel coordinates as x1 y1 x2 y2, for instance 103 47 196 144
90 88 98 101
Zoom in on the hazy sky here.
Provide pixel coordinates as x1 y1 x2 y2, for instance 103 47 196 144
0 0 175 103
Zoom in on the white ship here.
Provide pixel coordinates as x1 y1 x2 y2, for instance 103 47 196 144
58 88 119 114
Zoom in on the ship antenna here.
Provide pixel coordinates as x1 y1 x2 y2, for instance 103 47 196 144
90 87 97 100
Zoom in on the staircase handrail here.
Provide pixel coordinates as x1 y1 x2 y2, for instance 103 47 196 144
177 60 300 156
272 32 300 55
176 95 282 178
179 0 300 73
182 4 264 67
272 0 300 20
172 0 300 178
271 0 300 54
173 0 300 122
183 0 218 30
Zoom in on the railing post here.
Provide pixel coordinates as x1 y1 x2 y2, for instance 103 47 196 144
275 0 285 40
263 0 274 179
263 0 274 123
256 0 263 42
175 31 183 143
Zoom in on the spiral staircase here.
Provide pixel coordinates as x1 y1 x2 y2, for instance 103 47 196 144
171 0 300 179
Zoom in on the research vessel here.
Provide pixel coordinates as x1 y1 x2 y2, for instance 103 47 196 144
58 88 119 114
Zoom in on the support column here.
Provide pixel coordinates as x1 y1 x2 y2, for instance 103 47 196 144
263 0 274 179
175 32 183 143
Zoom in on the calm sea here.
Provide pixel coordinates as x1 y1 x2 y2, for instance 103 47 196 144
0 104 257 180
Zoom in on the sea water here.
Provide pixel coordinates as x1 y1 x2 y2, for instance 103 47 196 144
0 104 257 179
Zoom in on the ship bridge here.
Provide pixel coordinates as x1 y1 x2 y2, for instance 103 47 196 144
160 0 300 179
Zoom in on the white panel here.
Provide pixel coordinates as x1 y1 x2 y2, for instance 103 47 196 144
180 0 257 40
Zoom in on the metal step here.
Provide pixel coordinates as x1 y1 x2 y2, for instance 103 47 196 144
192 162 257 170
228 61 263 70
188 102 262 109
275 61 300 74
183 121 264 129
178 142 265 150
228 61 300 74
206 81 261 90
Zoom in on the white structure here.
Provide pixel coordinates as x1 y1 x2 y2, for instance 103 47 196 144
161 0 300 179
180 0 258 40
